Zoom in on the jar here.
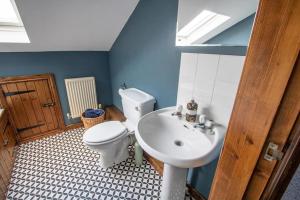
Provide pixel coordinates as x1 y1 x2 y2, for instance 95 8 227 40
186 99 198 122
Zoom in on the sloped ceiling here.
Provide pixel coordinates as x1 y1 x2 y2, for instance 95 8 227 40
0 0 139 52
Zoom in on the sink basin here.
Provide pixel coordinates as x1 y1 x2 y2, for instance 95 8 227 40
137 107 225 168
136 107 226 200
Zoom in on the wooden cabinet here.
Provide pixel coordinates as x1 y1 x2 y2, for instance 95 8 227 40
0 74 65 142
0 109 16 199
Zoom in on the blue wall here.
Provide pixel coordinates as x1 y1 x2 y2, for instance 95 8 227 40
109 0 249 111
206 14 255 45
0 51 112 125
109 0 181 110
109 0 250 198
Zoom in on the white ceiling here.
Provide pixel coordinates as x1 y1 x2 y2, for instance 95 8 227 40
0 0 139 52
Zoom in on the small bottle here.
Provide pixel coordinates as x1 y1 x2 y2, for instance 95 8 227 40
186 99 198 122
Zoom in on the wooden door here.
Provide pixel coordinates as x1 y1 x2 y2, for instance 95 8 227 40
244 55 300 199
263 116 300 200
209 0 300 199
0 133 12 199
0 74 65 142
0 110 16 199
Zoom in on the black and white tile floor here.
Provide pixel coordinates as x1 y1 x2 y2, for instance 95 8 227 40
6 128 194 200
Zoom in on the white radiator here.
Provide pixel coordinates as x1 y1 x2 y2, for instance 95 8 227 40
65 77 98 118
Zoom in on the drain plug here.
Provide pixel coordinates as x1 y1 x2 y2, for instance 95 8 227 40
174 140 184 147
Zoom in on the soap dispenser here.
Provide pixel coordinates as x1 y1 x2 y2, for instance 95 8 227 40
186 99 198 122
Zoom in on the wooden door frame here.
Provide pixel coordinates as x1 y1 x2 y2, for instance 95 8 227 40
244 54 300 198
0 73 66 142
262 115 300 199
209 0 300 199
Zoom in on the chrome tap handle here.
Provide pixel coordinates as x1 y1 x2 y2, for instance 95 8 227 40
193 123 205 129
204 120 214 129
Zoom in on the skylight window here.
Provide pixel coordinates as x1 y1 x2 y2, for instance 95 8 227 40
177 10 230 45
0 0 19 24
0 0 30 43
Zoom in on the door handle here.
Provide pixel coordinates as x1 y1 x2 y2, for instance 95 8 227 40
42 102 55 107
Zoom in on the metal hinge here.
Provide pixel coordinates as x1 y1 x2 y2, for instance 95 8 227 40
17 123 45 132
3 90 35 97
264 142 284 161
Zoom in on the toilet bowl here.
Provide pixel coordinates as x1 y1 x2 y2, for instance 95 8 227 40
82 88 156 168
83 120 135 168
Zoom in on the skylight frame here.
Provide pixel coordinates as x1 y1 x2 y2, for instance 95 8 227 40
0 0 30 43
0 0 22 25
177 10 230 46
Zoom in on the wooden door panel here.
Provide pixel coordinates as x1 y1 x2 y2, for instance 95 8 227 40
1 83 33 137
16 82 41 134
0 133 12 181
0 74 65 142
25 81 48 133
40 80 58 129
0 142 13 199
34 80 56 131
0 86 19 142
0 175 6 199
0 162 9 187
0 110 17 199
1 77 63 141
5 124 16 157
1 84 22 129
0 156 11 199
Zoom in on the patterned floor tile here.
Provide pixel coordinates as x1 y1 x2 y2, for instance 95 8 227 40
6 128 194 200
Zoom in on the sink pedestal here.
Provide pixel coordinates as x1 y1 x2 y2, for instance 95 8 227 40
161 164 187 200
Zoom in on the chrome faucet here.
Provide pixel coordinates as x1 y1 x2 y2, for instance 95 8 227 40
194 119 215 134
193 114 207 129
193 123 205 129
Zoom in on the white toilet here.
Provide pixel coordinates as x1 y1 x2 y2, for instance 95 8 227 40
83 88 155 168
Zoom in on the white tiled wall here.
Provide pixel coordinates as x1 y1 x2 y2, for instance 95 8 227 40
177 53 245 126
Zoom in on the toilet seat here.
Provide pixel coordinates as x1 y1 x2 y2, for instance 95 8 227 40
83 121 128 144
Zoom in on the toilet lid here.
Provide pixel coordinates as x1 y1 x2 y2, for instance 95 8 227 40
83 121 127 143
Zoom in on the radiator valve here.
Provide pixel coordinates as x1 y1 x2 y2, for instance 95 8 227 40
67 113 72 119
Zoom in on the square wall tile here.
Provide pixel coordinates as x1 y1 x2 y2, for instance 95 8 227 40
195 54 220 85
177 53 244 127
211 81 239 109
178 53 198 86
217 55 245 84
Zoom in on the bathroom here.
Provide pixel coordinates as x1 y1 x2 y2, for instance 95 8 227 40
0 0 299 200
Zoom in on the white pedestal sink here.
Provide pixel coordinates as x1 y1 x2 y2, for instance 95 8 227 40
136 107 226 200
